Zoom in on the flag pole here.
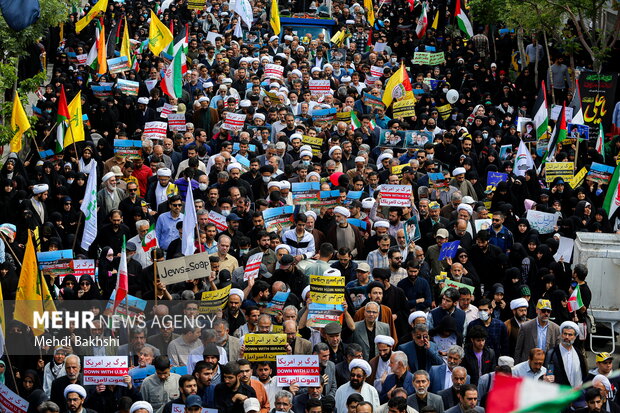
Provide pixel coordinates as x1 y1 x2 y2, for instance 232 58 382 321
153 249 158 307
0 233 22 267
72 213 84 251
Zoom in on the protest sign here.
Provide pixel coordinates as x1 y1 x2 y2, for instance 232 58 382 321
208 210 228 232
263 205 295 233
579 72 618 136
439 241 460 261
570 167 588 189
168 113 187 131
244 252 263 280
429 52 446 65
144 79 158 93
362 92 384 110
309 274 345 307
129 365 155 389
526 210 558 234
436 104 452 120
378 129 405 147
374 42 386 52
553 236 575 262
187 0 205 9
309 79 331 96
160 103 175 118
84 356 129 386
335 111 352 123
344 190 362 206
72 259 96 278
302 135 323 156
391 164 409 177
443 278 475 294
475 219 492 232
364 75 379 87
568 123 589 141
412 52 430 65
243 334 288 361
235 154 250 171
172 405 214 413
37 249 73 284
487 172 508 189
107 56 130 73
428 172 449 191
0 383 28 413
348 219 367 230
370 65 384 77
143 121 167 140
545 162 574 183
157 251 211 285
264 64 284 79
76 53 88 65
265 291 290 316
312 108 337 125
200 284 231 314
312 190 340 210
276 355 320 386
104 289 147 317
265 91 281 104
404 215 421 244
292 182 320 203
222 113 246 131
116 79 139 96
587 162 615 185
405 130 432 147
392 99 416 118
379 185 412 207
518 117 536 142
306 305 342 328
114 139 142 160
92 84 113 98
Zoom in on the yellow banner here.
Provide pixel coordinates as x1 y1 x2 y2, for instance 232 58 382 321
545 162 574 184
200 284 231 314
243 333 287 361
309 275 345 306
391 164 409 177
570 167 588 189
392 99 416 118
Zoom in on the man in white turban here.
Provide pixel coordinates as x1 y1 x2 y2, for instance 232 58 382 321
64 384 96 413
335 358 380 413
130 401 153 413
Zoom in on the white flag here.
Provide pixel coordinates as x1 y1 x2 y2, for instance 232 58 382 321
80 168 98 250
514 139 534 176
234 0 253 29
182 181 197 256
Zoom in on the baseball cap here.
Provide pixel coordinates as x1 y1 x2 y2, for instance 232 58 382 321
186 395 203 408
596 352 613 363
436 228 449 239
226 213 241 221
356 262 371 272
536 299 552 310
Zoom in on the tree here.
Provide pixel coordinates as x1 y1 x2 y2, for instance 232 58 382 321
0 0 79 147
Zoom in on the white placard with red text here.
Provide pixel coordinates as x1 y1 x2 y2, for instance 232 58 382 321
379 184 412 207
244 252 263 280
143 121 167 140
309 79 331 96
83 356 129 386
0 384 28 413
222 113 247 132
168 113 187 131
208 211 228 232
370 65 384 77
264 63 284 79
276 355 320 386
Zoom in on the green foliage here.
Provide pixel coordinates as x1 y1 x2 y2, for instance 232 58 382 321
468 0 506 27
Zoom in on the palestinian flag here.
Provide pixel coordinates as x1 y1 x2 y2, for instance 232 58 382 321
56 86 69 153
487 375 580 413
161 49 183 99
415 3 428 39
567 285 584 312
455 0 473 38
603 163 620 218
142 224 158 252
533 81 549 141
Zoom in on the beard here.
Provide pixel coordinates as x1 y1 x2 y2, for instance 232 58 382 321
350 378 363 390
380 352 392 362
562 338 575 347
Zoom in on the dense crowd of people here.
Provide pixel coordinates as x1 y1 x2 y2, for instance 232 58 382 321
1 0 620 412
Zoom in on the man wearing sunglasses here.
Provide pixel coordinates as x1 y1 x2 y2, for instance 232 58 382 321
514 299 561 363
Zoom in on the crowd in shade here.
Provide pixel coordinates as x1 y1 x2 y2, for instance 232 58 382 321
1 0 620 412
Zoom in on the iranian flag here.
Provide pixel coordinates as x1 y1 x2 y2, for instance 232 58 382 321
165 24 189 74
486 375 579 413
113 237 129 313
142 224 158 252
161 49 183 99
415 3 428 39
56 85 69 153
544 102 567 164
567 285 584 312
603 163 620 218
455 0 473 38
596 123 605 162
351 111 362 130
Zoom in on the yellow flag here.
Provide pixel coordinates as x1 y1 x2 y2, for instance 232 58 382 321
64 92 85 148
10 91 30 153
432 10 439 29
330 29 344 45
120 17 132 64
365 0 375 27
149 10 173 56
76 0 108 33
14 233 57 336
382 64 414 107
270 0 281 35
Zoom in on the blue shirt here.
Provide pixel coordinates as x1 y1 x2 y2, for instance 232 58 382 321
487 225 514 252
155 212 184 250
536 318 548 350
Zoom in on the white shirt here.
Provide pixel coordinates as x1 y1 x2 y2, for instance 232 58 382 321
335 382 380 413
512 360 547 380
559 344 582 387
155 184 169 207
444 364 453 389
373 358 392 392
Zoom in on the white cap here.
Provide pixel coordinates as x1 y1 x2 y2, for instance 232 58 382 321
408 311 428 325
137 97 149 105
204 81 214 88
374 335 395 346
244 398 261 413
300 150 313 158
239 99 251 108
341 76 351 82
227 163 242 172
32 184 49 195
230 288 245 301
253 113 266 121
280 181 291 189
334 206 350 217
311 67 321 73
290 133 303 142
275 141 286 150
223 77 233 84
329 146 342 157
270 35 279 42
323 268 342 277
305 211 317 220
156 168 172 177
130 402 153 413
198 96 209 102
462 195 475 204
374 220 389 229
267 181 281 189
457 204 473 215
102 172 115 183
64 384 87 399
452 167 466 176
349 359 371 376
510 298 529 310
498 356 515 367
355 156 365 163
284 35 294 41
361 197 375 209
